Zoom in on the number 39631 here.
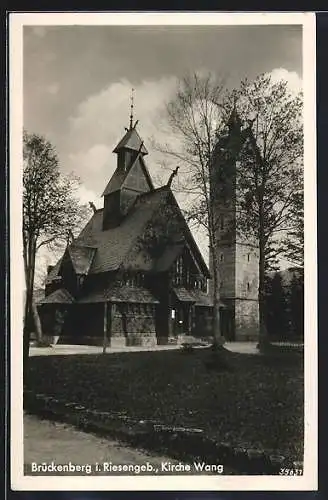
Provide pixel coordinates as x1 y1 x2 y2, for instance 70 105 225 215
279 468 303 476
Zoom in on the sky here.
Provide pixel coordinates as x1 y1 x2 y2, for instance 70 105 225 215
23 22 303 277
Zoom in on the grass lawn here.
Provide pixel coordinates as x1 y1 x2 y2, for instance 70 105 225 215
26 347 304 460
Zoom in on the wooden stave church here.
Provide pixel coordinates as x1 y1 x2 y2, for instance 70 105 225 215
38 120 217 347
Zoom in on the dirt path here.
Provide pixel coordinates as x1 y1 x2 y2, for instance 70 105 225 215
24 413 181 475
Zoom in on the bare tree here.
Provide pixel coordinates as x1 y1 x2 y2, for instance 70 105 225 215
280 189 304 268
232 74 303 348
159 72 228 348
23 130 89 381
160 72 303 350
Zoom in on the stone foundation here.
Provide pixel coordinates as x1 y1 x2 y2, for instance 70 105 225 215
111 333 157 348
111 312 156 336
58 332 157 347
234 299 259 341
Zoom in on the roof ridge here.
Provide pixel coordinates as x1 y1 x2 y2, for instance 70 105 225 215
113 127 148 155
137 184 170 198
69 242 97 249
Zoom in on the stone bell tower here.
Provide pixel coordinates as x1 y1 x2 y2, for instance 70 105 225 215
209 109 259 341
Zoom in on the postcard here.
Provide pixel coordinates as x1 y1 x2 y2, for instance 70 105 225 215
9 11 317 491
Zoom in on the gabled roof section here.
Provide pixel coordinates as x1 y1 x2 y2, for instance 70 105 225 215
45 258 63 284
153 243 184 272
46 186 210 280
102 167 126 197
79 284 159 304
123 154 154 192
68 244 97 275
74 187 170 273
40 288 74 304
113 127 148 155
172 288 225 308
164 190 211 278
102 154 153 197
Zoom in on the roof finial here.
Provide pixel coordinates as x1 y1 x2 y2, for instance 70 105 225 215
129 88 135 130
167 166 179 187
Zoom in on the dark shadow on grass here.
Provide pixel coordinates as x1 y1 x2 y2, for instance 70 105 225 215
25 346 304 460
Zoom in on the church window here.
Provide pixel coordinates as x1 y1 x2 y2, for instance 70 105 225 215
247 282 250 291
220 216 225 231
220 253 224 262
247 253 250 262
174 255 184 285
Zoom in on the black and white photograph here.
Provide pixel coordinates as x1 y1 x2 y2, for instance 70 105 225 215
9 12 317 490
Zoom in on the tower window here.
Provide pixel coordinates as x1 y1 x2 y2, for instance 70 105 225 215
247 282 250 291
220 216 224 231
247 253 250 262
220 253 224 262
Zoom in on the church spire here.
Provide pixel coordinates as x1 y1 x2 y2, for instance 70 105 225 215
129 88 135 130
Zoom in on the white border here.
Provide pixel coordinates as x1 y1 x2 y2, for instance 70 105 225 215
10 11 317 491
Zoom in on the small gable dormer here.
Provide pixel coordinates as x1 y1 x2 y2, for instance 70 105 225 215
102 123 153 230
58 243 96 296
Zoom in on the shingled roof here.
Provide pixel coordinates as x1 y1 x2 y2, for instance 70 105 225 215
79 284 159 304
172 288 225 308
113 127 148 155
102 153 153 197
40 288 74 304
153 243 184 272
46 184 210 284
74 186 170 273
68 244 97 275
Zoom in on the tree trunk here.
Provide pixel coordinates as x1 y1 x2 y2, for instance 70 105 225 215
23 236 37 385
32 298 43 343
258 233 269 350
23 239 31 385
210 243 224 349
23 290 32 387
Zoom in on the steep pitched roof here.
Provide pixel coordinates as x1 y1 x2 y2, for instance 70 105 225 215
46 186 210 280
173 287 195 303
40 288 74 304
79 284 159 304
113 127 148 155
164 190 211 278
153 243 184 272
74 187 170 273
101 167 126 196
45 258 63 284
102 154 153 197
172 288 225 308
68 244 97 275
